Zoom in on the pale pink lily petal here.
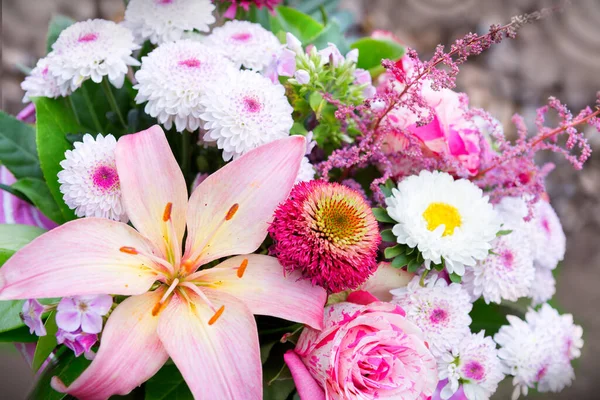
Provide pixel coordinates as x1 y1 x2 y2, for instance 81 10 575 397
116 125 188 260
196 255 326 329
184 136 305 266
284 351 326 400
157 289 262 400
52 290 169 399
0 218 160 300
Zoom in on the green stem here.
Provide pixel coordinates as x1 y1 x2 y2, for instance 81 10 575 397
419 269 430 287
65 97 82 126
80 84 102 133
102 79 127 129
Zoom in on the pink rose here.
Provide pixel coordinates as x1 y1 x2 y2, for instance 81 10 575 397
285 301 438 399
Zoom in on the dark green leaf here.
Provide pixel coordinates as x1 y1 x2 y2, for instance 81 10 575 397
405 246 415 256
309 19 348 54
263 342 296 400
384 244 404 259
449 272 462 283
32 311 58 372
46 15 75 53
270 6 324 44
469 300 519 337
0 325 37 342
145 363 194 400
33 97 81 222
391 254 409 268
380 229 396 242
12 178 65 224
380 185 392 198
496 229 513 237
261 340 278 364
350 38 405 73
0 111 44 180
0 183 32 202
371 207 395 223
407 258 421 273
29 348 92 400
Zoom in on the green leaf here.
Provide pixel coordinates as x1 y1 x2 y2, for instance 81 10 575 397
33 97 81 222
391 254 409 268
380 185 392 198
469 300 518 337
350 38 405 73
270 6 324 44
496 229 513 237
384 244 404 259
0 248 15 266
32 311 58 372
0 223 46 252
309 92 325 113
263 342 296 400
0 325 37 342
46 15 75 53
371 207 395 223
310 19 349 54
380 229 396 242
0 111 44 180
449 272 462 283
145 363 193 400
29 348 92 400
407 258 421 273
261 340 278 364
12 178 65 224
0 299 26 334
405 246 415 256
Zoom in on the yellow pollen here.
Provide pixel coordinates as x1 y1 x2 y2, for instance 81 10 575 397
422 202 462 236
225 203 239 220
208 305 225 325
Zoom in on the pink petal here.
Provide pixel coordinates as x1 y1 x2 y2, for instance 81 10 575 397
346 290 379 305
283 351 325 400
198 255 325 330
184 136 305 266
0 218 160 300
116 125 188 259
52 290 169 399
157 289 262 400
55 310 82 333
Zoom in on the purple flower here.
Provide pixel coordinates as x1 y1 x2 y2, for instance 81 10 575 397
56 328 98 358
21 299 46 336
318 43 344 67
294 70 310 85
56 295 112 334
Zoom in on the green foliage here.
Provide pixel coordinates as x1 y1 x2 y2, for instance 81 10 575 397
384 244 404 259
380 229 396 242
449 272 462 283
32 311 58 372
262 341 296 400
46 15 75 53
33 97 81 222
0 326 37 342
29 348 92 400
270 6 324 44
0 223 46 252
372 207 395 223
12 178 65 224
0 111 44 180
468 299 526 337
350 37 405 76
145 363 194 400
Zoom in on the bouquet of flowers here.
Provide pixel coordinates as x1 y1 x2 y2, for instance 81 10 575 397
1 1 598 399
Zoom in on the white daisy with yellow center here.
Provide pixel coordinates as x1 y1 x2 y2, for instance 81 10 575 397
385 170 500 275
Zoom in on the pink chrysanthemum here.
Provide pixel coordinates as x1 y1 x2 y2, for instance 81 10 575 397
269 180 380 293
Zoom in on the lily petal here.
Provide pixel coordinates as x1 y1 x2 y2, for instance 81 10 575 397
197 255 325 330
116 125 188 259
51 290 169 399
157 289 262 400
0 218 160 299
184 136 305 267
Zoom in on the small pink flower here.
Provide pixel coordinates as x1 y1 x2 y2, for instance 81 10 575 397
56 328 98 358
56 295 113 334
286 301 438 399
318 43 344 67
20 299 47 336
294 70 310 85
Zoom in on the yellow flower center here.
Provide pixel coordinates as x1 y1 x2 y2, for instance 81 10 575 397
422 202 462 236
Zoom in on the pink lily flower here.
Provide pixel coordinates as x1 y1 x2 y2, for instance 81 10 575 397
0 126 327 399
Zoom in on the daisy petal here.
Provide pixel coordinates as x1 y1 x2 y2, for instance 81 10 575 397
157 290 261 400
51 290 168 399
184 136 305 266
0 218 160 300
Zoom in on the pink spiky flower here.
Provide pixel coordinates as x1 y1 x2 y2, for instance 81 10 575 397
269 180 380 293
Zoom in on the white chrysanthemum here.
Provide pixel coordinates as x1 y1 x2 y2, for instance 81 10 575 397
296 157 315 183
134 40 236 132
494 304 583 400
124 0 215 45
21 56 64 102
529 201 565 270
205 20 282 71
528 267 556 306
58 134 127 222
386 170 500 275
438 331 505 400
200 69 293 161
391 275 472 356
462 229 535 304
49 19 140 91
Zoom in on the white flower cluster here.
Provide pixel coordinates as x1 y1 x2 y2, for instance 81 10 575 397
494 304 583 399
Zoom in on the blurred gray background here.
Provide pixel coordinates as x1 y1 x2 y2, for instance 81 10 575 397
2 0 600 398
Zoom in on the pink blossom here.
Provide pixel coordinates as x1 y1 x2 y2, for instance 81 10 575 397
221 0 282 19
263 48 297 84
56 328 98 358
318 43 344 67
287 301 438 399
56 295 113 334
20 299 46 336
294 69 310 85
